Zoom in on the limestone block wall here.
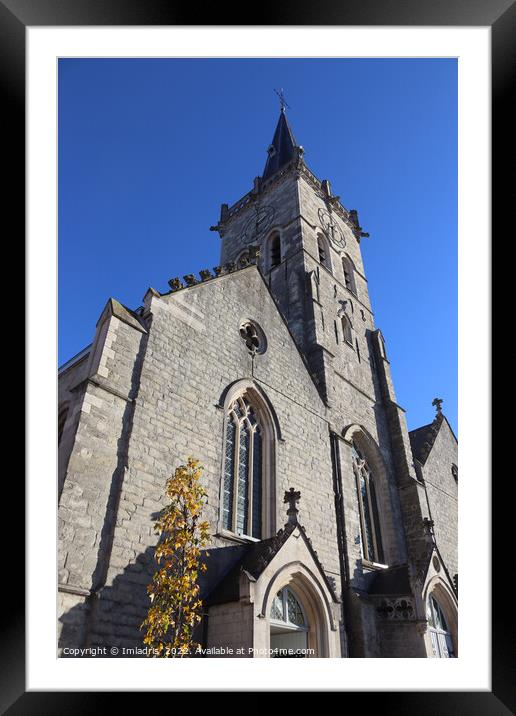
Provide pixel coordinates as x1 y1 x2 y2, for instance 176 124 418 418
58 350 91 495
206 602 255 656
421 421 458 580
69 266 343 651
58 304 148 647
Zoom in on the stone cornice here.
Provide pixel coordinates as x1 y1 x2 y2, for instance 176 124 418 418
215 157 367 243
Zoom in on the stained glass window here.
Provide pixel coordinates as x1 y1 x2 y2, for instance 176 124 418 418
222 417 236 531
236 428 249 535
287 590 305 626
222 395 264 538
270 587 306 627
271 591 283 621
352 442 384 565
252 428 263 539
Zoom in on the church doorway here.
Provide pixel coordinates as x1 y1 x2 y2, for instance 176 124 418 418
427 594 455 657
269 586 309 657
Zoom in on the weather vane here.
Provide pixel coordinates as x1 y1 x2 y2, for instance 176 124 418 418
274 88 291 112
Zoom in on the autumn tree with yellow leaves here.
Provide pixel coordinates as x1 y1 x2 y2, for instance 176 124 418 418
141 457 210 657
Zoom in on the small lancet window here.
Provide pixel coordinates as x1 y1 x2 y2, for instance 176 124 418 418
270 234 281 268
222 395 263 539
342 256 357 295
352 442 384 565
342 314 353 345
317 235 331 271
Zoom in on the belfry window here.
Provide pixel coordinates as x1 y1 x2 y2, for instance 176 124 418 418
352 442 384 565
270 233 281 268
342 256 357 294
222 395 263 539
317 235 331 271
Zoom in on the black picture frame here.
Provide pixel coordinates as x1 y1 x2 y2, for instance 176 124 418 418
6 0 508 710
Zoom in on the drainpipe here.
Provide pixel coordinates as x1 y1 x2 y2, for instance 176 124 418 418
330 432 354 657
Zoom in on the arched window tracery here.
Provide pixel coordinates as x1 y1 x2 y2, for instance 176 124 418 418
352 441 385 565
222 394 265 539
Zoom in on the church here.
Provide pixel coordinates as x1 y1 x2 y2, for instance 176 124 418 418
58 105 458 658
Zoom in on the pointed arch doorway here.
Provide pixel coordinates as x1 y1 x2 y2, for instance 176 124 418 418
427 594 455 657
269 586 309 657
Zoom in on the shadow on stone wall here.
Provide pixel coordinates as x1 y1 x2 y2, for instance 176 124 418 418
59 544 156 657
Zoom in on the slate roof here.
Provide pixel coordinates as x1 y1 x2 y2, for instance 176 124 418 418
262 109 298 181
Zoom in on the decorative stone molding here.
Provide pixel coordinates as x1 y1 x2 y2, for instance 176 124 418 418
376 597 415 620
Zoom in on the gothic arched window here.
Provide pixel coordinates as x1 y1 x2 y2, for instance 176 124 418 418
342 314 353 345
427 594 455 657
269 233 281 269
342 256 357 295
222 395 264 539
270 586 309 657
352 442 384 565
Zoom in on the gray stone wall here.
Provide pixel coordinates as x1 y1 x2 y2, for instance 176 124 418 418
59 266 344 650
58 303 148 647
421 420 458 580
58 153 456 659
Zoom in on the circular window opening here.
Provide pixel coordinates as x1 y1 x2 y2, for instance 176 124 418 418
239 320 267 355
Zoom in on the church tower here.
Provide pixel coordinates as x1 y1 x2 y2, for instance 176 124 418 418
212 107 376 405
209 107 457 656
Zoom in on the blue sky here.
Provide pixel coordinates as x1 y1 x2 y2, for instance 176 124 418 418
58 58 457 433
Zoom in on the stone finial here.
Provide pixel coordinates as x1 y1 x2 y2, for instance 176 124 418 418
183 274 197 286
432 397 443 415
213 266 222 276
284 487 301 526
199 269 212 281
168 277 182 291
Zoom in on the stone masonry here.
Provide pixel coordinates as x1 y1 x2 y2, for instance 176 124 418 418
58 108 458 657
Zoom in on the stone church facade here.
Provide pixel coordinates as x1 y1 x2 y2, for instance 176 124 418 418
58 109 458 658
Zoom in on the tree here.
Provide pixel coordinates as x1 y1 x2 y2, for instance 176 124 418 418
141 457 210 657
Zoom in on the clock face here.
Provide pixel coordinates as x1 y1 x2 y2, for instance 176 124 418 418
241 206 275 244
318 208 346 249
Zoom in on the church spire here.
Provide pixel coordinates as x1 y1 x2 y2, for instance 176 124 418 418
262 108 298 181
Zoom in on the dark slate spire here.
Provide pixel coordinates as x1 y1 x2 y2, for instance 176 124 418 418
262 109 298 181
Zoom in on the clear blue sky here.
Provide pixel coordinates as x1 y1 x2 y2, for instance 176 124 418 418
58 58 457 433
